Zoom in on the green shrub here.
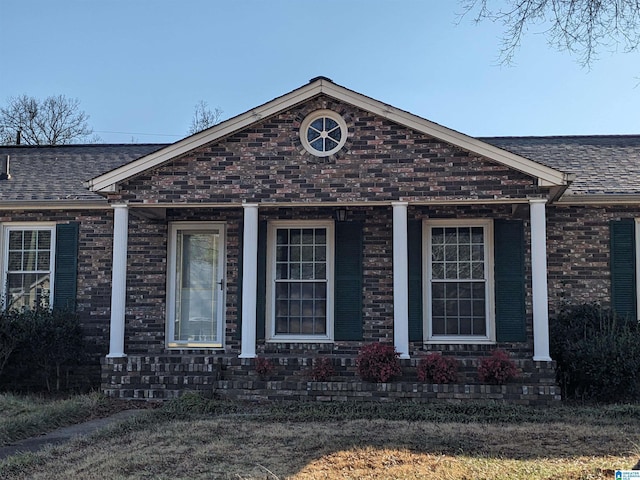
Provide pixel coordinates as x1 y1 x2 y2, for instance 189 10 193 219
550 303 640 401
356 343 402 383
3 306 84 392
0 309 25 378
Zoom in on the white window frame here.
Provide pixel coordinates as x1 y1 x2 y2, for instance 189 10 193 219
0 223 56 310
299 109 348 157
266 220 335 342
166 222 226 349
423 219 496 344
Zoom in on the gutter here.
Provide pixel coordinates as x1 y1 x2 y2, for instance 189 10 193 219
0 200 110 210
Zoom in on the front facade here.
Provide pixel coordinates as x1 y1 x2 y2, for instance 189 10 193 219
2 78 639 402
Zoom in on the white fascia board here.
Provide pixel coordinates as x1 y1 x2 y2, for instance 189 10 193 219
555 194 640 205
123 197 536 209
88 82 325 193
319 82 567 187
0 200 110 210
88 78 567 192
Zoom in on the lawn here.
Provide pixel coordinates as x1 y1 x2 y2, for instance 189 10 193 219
1 394 639 479
0 392 124 446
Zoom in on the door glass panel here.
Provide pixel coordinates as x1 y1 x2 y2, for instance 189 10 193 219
174 230 220 344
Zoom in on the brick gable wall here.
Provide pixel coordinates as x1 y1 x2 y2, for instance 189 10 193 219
109 96 541 205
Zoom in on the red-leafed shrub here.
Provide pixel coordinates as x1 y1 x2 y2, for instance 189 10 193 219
417 353 459 384
477 350 519 385
254 357 274 378
356 343 402 383
309 357 336 382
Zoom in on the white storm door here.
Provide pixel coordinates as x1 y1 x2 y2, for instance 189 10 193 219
168 223 225 348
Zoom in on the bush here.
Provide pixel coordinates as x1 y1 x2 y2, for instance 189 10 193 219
417 353 458 383
356 343 402 383
254 357 274 379
308 357 335 382
477 350 519 385
2 306 84 392
0 310 24 378
550 303 640 401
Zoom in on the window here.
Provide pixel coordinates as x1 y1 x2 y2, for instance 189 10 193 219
167 223 225 348
2 225 55 310
424 220 494 342
267 221 334 341
300 110 347 157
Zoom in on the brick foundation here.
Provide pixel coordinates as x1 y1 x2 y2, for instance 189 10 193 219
102 354 560 405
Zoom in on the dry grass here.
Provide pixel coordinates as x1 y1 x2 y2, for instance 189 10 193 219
0 393 117 446
1 410 638 479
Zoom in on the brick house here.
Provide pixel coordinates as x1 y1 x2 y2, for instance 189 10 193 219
1 77 639 402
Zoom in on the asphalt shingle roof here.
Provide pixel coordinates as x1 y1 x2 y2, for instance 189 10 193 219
1 135 640 203
482 135 640 196
0 144 167 202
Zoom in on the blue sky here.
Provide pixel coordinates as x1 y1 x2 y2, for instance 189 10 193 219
1 0 639 143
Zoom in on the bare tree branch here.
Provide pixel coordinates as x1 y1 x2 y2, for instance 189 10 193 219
188 100 223 135
459 0 640 66
0 94 94 145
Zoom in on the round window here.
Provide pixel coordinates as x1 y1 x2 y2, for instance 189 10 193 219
300 110 347 157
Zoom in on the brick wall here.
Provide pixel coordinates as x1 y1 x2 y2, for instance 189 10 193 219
546 204 638 315
102 354 560 405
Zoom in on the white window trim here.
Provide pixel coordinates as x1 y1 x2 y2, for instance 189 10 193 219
0 223 56 310
635 218 640 320
423 219 496 344
166 222 226 349
266 220 335 342
299 109 348 157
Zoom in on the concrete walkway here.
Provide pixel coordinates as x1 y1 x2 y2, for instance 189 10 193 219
0 410 144 460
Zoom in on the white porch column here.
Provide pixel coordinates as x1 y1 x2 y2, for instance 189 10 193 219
107 204 129 358
392 202 410 359
530 199 552 361
239 203 259 358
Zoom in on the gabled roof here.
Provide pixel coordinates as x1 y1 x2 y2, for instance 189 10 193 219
0 144 166 206
86 77 569 193
483 135 640 201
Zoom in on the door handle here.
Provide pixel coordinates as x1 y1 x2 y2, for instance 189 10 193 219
218 278 225 290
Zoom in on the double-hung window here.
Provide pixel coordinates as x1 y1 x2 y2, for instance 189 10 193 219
267 221 334 341
167 223 226 348
425 220 494 342
2 225 56 310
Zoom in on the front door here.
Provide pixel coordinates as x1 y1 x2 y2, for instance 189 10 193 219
168 223 225 348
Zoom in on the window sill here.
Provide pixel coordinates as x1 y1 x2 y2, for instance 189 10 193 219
426 338 496 345
266 336 334 344
167 342 224 350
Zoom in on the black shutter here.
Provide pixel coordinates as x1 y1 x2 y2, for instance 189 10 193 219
255 220 267 341
408 220 423 342
494 219 527 342
610 219 637 319
334 222 363 341
53 222 79 311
